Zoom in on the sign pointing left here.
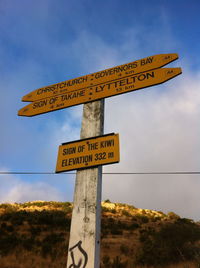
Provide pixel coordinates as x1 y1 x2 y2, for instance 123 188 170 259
18 68 182 117
21 53 178 102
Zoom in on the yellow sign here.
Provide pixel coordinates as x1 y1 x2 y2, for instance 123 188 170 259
18 68 182 117
56 133 120 172
22 53 178 102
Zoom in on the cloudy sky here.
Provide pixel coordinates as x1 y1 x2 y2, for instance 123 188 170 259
0 0 200 220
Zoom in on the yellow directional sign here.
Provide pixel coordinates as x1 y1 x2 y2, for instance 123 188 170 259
22 53 178 102
18 68 182 117
56 133 120 172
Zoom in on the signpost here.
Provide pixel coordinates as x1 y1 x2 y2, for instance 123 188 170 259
17 53 182 268
21 53 178 102
56 133 119 173
18 67 182 117
66 100 105 268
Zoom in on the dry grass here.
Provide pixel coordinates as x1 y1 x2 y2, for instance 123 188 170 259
0 253 67 268
135 262 200 268
1 201 200 268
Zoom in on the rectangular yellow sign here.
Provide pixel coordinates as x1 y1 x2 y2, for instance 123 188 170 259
21 53 178 102
56 133 120 172
18 67 182 117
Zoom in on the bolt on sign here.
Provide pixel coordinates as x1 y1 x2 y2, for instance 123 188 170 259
56 133 119 173
18 67 182 117
21 53 178 103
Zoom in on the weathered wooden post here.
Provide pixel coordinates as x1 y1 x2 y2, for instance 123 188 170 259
66 100 104 268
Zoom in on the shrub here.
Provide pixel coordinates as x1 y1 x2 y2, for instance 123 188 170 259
111 208 117 214
61 202 72 213
41 233 65 257
167 211 180 220
4 224 14 232
131 216 138 222
42 241 52 257
30 226 41 236
130 223 140 230
43 233 65 245
111 228 123 235
111 256 128 268
137 215 149 224
102 206 109 212
102 255 111 267
21 237 35 251
0 204 17 213
122 210 131 217
104 199 111 203
120 244 129 255
135 219 200 266
141 209 146 215
0 234 19 256
127 204 136 210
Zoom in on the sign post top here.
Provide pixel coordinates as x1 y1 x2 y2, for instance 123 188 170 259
21 53 179 102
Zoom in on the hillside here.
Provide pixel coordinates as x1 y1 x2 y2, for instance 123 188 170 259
0 201 200 268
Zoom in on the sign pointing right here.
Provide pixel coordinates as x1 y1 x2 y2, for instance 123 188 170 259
18 67 182 117
21 53 179 102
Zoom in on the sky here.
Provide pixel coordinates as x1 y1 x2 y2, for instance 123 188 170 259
0 0 200 220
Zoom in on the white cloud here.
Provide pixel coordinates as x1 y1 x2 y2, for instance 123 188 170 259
103 69 200 220
0 167 63 203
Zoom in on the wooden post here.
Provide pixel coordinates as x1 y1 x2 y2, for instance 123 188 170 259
66 99 104 268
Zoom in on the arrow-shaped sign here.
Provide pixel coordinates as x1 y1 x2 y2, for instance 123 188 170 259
18 68 182 117
21 53 178 102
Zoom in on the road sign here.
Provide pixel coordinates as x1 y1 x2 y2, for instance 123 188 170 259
21 53 178 102
56 133 119 173
18 67 182 117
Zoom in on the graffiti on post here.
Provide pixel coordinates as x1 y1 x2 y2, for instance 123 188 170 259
68 240 88 268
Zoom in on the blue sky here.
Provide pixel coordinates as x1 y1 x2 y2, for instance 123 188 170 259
1 0 200 220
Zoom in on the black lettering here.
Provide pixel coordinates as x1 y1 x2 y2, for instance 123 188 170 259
94 61 138 79
37 89 43 95
68 158 73 165
63 147 76 155
108 152 114 158
147 56 153 63
146 71 155 79
87 142 98 151
33 100 48 109
106 140 114 147
119 79 126 87
140 57 154 66
61 155 93 167
66 76 88 87
61 90 85 101
95 152 106 161
59 82 66 89
125 77 134 85
100 140 114 148
137 74 146 81
95 85 105 92
62 159 67 167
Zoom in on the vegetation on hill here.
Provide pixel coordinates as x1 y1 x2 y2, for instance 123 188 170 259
0 201 200 268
